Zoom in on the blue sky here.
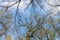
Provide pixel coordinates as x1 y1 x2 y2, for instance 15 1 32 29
0 0 60 40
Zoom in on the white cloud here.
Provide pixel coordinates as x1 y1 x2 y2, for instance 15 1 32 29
43 0 60 16
0 0 30 11
46 0 60 5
